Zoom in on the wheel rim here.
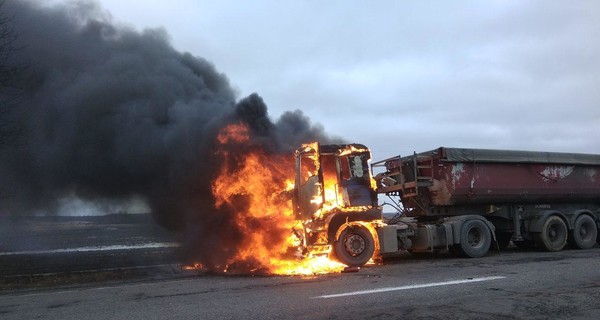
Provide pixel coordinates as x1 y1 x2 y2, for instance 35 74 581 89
467 227 483 248
547 221 565 245
548 225 558 241
578 219 593 241
343 233 366 256
579 225 589 239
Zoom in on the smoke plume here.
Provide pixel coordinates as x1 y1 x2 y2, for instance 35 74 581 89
0 1 337 266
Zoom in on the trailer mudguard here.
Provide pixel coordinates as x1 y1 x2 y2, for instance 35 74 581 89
566 209 598 229
528 210 570 233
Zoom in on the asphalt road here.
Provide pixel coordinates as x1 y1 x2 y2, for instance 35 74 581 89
2 247 600 319
0 215 181 291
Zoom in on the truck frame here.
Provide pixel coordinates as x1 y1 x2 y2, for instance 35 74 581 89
293 144 600 267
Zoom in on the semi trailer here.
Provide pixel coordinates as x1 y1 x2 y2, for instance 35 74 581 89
292 143 600 267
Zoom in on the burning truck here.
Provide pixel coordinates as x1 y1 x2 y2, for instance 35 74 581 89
183 122 600 274
293 143 600 267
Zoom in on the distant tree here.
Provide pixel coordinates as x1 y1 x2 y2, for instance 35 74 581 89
0 1 23 147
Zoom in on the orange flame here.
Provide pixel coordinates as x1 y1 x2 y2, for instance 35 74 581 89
216 123 250 144
208 123 346 275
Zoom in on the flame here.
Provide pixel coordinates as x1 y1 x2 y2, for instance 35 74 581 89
216 123 250 144
206 123 346 275
301 143 376 220
182 263 204 271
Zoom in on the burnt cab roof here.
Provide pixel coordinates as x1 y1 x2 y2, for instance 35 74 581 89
319 143 370 156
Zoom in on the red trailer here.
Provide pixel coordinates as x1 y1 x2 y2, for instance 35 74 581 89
372 147 600 258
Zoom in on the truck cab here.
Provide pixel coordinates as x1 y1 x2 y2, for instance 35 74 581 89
293 143 381 266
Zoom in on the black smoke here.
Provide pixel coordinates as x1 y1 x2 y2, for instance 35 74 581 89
0 0 337 266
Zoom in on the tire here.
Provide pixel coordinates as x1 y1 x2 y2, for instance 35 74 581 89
569 215 597 250
493 232 512 250
456 219 492 258
333 225 375 267
534 215 567 252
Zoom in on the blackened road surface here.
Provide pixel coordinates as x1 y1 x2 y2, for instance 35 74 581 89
1 247 600 319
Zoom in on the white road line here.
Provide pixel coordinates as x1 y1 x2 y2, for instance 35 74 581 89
0 242 180 256
313 276 506 299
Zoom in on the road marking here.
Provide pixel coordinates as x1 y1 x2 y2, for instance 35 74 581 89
0 242 180 256
313 276 506 299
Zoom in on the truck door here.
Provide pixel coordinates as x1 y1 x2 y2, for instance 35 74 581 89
294 149 322 220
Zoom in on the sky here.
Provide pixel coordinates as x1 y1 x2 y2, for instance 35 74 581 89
37 0 599 162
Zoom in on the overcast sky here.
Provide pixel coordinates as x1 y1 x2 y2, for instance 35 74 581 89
39 0 600 161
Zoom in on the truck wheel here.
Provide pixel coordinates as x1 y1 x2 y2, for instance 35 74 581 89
456 219 491 258
333 225 375 267
570 215 597 250
534 215 567 252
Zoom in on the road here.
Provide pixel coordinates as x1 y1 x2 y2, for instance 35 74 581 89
2 247 599 319
0 215 181 290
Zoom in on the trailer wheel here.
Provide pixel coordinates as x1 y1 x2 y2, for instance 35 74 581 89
535 215 567 252
456 219 491 258
333 225 375 267
569 215 597 250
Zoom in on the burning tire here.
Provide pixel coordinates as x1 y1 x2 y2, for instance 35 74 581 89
333 225 375 267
